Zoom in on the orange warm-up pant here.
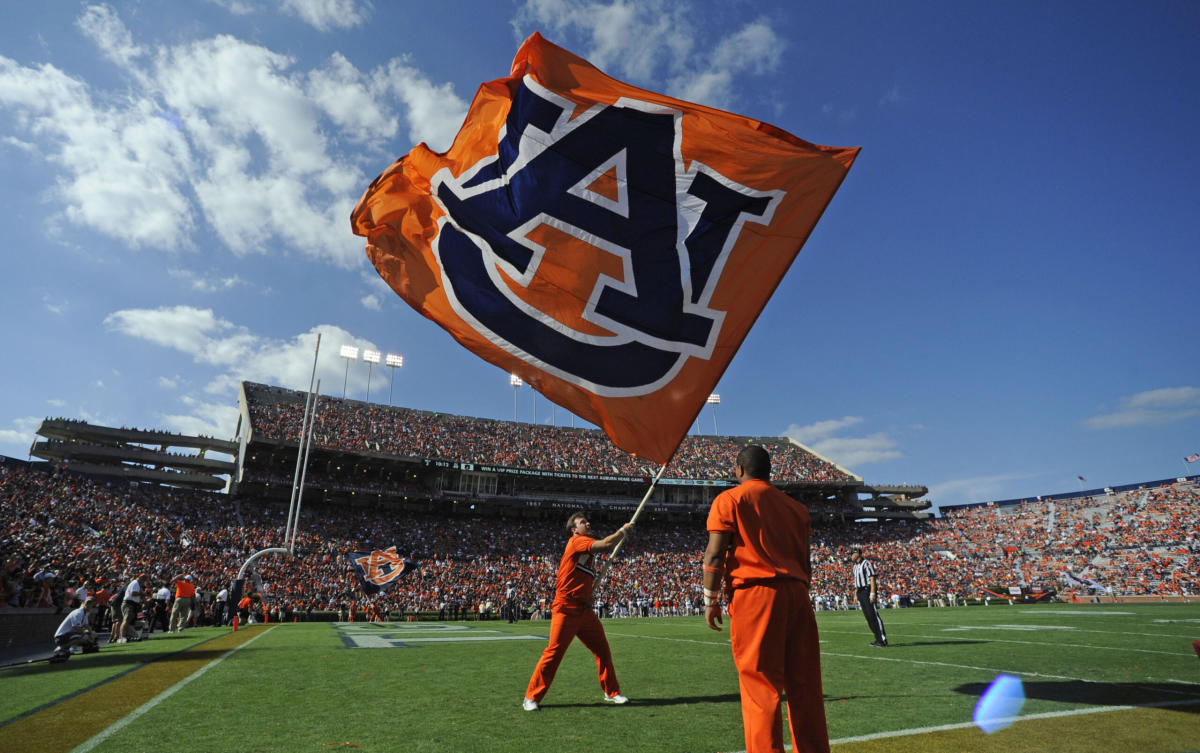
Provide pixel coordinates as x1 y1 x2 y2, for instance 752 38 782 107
525 607 620 702
729 580 829 753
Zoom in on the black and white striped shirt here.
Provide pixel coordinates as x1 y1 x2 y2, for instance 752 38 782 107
852 559 877 589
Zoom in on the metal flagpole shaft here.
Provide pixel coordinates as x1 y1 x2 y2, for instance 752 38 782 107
285 334 321 546
606 463 669 564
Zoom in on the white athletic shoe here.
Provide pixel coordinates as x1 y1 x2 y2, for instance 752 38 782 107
522 698 539 711
604 693 629 705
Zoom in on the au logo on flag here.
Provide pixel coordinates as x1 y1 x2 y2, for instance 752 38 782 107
352 33 858 464
347 546 412 594
432 77 780 396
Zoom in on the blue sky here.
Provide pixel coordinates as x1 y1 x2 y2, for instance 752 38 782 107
1 1 1197 510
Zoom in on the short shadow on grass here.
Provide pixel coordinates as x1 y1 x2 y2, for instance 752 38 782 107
899 640 989 647
547 693 742 709
954 680 1200 714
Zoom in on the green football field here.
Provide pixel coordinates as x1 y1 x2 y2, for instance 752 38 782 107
2 603 1198 753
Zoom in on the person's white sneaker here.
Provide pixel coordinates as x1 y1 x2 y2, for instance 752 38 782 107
604 693 629 704
522 698 539 711
116 637 127 644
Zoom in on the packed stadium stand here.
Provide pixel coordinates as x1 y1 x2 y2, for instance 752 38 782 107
5 381 1195 638
234 382 930 523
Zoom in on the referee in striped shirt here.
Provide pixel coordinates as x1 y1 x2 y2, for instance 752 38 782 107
851 548 888 647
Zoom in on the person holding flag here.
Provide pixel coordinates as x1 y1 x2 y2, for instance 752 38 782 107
704 445 829 753
523 513 633 711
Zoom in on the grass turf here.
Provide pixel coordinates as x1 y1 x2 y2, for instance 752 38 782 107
2 603 1197 753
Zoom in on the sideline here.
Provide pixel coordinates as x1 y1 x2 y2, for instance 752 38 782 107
0 626 272 753
69 626 275 753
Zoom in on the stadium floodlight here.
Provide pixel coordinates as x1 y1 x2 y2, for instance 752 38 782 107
363 350 381 403
510 373 523 420
385 354 404 406
339 345 359 399
707 393 720 434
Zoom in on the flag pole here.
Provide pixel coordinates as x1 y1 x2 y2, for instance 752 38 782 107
285 333 321 546
595 461 670 591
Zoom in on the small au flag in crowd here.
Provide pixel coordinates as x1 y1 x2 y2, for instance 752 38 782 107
347 546 414 595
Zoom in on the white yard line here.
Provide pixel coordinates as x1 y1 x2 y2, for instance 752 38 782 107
819 628 1192 656
893 620 1199 640
69 627 276 753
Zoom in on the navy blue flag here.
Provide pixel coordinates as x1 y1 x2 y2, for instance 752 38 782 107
346 546 414 595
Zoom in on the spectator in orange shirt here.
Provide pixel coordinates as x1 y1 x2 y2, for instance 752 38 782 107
170 574 196 633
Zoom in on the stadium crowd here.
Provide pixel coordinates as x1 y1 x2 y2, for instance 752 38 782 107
243 383 853 483
3 459 1196 624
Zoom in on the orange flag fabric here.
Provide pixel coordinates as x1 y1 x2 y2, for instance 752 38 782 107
351 33 858 465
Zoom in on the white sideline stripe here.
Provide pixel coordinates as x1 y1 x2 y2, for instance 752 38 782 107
393 635 544 643
820 628 1192 656
606 632 728 647
69 627 276 753
827 697 1200 747
722 697 1200 752
822 651 1082 681
898 620 1199 640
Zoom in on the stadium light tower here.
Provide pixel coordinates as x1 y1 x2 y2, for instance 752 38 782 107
707 393 721 435
385 353 404 406
510 373 523 421
339 345 359 399
362 349 381 402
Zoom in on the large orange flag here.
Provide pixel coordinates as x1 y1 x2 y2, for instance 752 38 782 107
351 33 858 465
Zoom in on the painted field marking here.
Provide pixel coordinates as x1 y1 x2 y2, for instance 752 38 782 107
602 630 1200 751
332 621 544 648
68 626 275 753
1018 610 1136 615
942 624 1076 631
820 627 1193 656
897 619 1199 640
823 697 1200 748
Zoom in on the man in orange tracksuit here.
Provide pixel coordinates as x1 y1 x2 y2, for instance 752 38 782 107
523 512 633 711
704 445 829 753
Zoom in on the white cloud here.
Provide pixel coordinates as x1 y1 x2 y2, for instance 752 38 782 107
106 304 383 427
168 268 246 293
308 52 398 143
1084 386 1200 429
377 60 469 150
279 0 371 31
46 399 66 408
159 396 239 439
926 472 1043 510
671 19 784 109
361 293 381 311
76 4 145 68
205 0 371 31
878 83 901 107
0 7 466 269
784 415 862 443
515 1 784 110
42 294 68 315
0 55 196 248
0 416 42 450
157 375 180 389
783 416 901 468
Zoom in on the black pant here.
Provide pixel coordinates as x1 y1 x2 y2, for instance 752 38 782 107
856 587 887 644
